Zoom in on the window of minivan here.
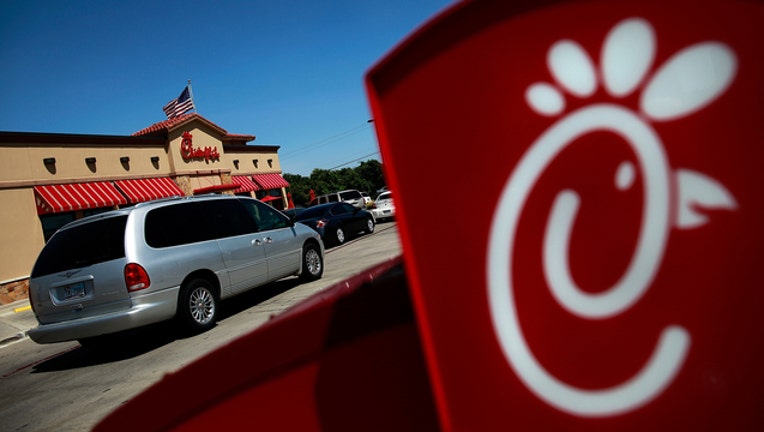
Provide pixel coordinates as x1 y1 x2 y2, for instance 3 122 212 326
31 215 128 277
145 200 256 248
239 199 291 231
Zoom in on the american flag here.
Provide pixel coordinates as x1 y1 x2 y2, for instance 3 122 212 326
162 86 195 119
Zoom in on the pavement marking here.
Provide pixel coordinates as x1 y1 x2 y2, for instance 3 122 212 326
14 305 31 313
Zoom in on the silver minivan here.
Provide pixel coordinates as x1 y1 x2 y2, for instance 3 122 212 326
27 195 324 346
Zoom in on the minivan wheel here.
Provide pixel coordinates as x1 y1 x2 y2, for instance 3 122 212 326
335 227 346 245
178 278 217 333
300 243 324 281
365 217 375 234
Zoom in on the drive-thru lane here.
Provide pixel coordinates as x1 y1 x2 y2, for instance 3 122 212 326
0 222 401 432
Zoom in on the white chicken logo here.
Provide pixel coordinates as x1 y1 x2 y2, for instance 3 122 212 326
487 18 738 417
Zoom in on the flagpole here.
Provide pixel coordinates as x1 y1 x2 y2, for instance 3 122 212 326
187 79 196 114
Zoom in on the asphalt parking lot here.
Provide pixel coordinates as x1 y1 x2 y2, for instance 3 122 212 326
0 221 401 432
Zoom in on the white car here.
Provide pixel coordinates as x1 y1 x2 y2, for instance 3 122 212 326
370 191 395 222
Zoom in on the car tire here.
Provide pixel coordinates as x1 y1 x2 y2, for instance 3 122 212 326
177 278 218 333
300 243 324 281
364 217 375 234
335 227 346 245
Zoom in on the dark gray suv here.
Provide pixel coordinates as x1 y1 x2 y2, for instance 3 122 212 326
27 195 324 346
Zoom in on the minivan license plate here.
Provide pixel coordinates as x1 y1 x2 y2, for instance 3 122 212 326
64 282 86 300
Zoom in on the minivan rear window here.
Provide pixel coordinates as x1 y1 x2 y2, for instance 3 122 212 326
31 215 128 277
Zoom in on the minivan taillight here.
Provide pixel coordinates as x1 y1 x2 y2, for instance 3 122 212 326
125 263 151 292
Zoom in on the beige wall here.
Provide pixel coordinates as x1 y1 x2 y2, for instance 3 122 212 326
167 125 228 176
0 117 286 291
165 126 230 194
227 148 282 174
0 188 45 282
226 147 287 207
0 141 171 283
0 144 172 185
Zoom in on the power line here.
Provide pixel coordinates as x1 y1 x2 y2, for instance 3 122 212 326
280 122 373 160
327 151 380 170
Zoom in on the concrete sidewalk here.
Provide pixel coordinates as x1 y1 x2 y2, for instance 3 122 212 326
0 299 37 347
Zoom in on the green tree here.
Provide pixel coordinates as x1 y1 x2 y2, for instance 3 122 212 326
283 158 387 207
283 173 311 206
309 168 342 195
336 167 366 192
355 159 386 195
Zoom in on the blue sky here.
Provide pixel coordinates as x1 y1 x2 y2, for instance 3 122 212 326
0 0 455 176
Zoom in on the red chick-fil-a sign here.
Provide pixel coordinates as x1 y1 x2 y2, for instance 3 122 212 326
367 0 764 430
180 131 220 162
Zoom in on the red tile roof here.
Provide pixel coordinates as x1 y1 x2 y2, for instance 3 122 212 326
132 113 255 143
132 113 198 136
223 133 257 144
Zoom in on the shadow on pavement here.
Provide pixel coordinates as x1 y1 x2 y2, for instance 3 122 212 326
31 276 306 372
31 321 178 372
216 277 302 320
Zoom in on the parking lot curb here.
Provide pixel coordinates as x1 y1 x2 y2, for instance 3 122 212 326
0 299 34 348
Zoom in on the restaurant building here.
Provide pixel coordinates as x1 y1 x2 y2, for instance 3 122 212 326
0 113 290 303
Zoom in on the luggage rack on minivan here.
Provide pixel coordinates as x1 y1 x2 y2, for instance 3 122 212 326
132 195 186 207
131 194 234 208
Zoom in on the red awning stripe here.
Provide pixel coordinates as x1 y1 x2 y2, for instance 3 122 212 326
34 182 128 215
252 173 290 190
114 178 183 204
230 175 261 192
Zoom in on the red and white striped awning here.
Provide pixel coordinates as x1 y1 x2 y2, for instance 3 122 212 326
114 178 183 204
34 182 127 215
253 173 290 190
230 175 261 193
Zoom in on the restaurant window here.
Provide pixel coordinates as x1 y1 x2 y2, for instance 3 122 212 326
255 189 285 210
40 208 113 242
